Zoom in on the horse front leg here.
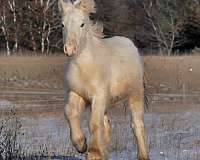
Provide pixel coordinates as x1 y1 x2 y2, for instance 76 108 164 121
65 91 87 153
129 93 150 160
87 94 108 160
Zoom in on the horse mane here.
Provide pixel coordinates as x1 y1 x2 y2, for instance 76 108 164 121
90 21 104 38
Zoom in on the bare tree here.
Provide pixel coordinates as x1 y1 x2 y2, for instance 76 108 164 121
18 0 60 53
34 0 59 53
8 0 18 53
0 0 199 54
0 5 11 56
143 0 179 55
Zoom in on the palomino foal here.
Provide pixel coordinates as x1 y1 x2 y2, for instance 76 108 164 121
58 0 150 159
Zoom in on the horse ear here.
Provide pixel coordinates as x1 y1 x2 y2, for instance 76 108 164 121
92 22 104 37
58 0 72 14
74 0 96 14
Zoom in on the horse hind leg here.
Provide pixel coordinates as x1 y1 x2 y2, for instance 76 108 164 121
65 91 87 153
128 92 150 160
104 114 111 146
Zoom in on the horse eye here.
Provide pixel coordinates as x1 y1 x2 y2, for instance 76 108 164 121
80 23 85 28
61 23 65 28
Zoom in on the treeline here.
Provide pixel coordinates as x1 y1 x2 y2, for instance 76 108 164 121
97 0 200 55
0 0 61 55
0 0 200 55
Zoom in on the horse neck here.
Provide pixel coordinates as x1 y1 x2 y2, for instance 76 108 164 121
81 29 102 56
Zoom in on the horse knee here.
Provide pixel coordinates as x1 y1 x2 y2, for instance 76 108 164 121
129 96 145 123
131 110 145 129
65 104 78 119
89 122 100 135
65 103 87 153
65 92 86 119
65 104 71 117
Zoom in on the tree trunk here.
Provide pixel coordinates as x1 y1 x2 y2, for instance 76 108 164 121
41 21 46 53
1 7 11 56
6 41 11 56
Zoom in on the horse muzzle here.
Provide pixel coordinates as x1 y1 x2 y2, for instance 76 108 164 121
64 44 77 57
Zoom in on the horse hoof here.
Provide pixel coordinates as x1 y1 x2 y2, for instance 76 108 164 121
76 137 87 153
87 152 102 160
138 156 150 160
87 147 105 160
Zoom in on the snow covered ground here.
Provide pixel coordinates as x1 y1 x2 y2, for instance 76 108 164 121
1 94 200 160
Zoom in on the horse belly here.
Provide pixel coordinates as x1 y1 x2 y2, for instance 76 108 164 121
110 73 135 102
109 62 143 105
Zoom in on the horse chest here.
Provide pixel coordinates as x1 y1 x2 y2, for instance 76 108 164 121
67 62 104 100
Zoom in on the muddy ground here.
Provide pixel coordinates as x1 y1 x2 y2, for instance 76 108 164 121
0 56 200 160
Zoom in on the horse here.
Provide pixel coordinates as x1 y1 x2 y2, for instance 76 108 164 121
58 0 150 159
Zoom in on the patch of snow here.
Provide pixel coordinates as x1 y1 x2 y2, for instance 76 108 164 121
0 100 13 109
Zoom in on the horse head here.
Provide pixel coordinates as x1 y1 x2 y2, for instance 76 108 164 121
58 0 96 56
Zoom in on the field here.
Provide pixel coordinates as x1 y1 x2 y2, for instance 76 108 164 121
0 56 200 160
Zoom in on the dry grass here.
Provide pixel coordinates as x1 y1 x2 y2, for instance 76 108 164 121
143 55 200 93
0 55 200 93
